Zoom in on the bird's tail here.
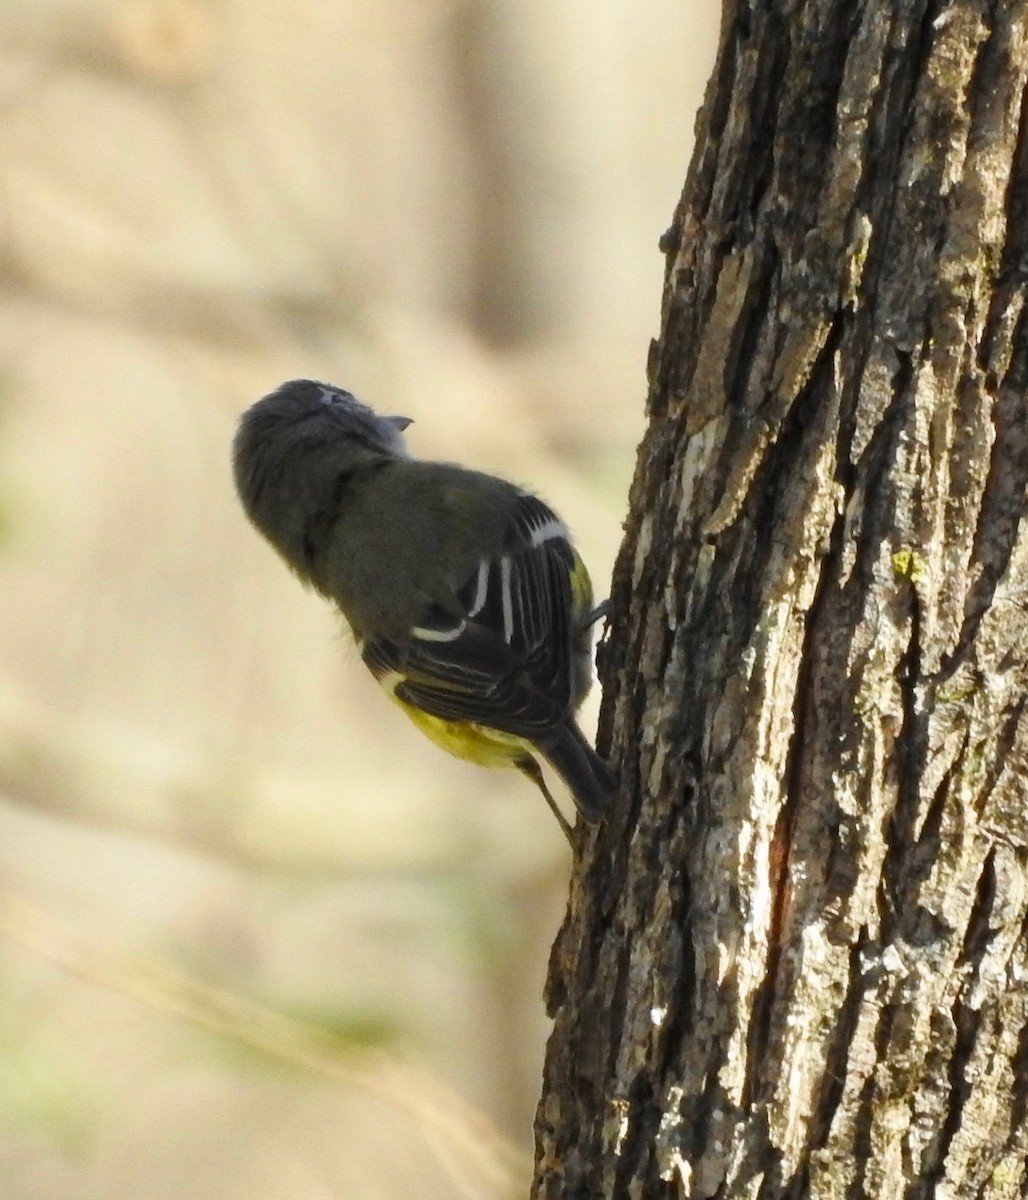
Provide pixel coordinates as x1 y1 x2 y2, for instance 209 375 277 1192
537 721 615 823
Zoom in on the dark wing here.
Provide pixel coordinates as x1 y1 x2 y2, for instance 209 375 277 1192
362 493 577 738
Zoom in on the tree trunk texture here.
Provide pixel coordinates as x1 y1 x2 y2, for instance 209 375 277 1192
534 3 1028 1198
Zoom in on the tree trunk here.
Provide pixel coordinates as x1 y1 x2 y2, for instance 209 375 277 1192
534 3 1028 1198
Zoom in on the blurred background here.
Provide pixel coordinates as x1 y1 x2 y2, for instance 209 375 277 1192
0 1 718 1196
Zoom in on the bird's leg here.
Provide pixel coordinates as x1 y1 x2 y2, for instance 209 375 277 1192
517 757 575 847
581 598 615 680
577 598 613 633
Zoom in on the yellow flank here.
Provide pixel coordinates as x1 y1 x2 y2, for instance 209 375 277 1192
389 691 531 770
569 548 594 614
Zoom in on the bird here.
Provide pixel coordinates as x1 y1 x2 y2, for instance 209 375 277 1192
232 378 615 842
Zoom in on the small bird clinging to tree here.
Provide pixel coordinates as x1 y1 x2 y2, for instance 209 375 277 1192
232 379 615 843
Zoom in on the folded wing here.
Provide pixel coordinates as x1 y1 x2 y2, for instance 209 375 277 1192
362 493 577 738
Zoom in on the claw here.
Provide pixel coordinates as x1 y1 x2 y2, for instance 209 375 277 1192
577 598 612 633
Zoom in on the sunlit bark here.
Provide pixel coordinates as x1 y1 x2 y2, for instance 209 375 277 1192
535 4 1028 1197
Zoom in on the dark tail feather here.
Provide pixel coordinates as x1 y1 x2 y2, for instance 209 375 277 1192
537 721 615 823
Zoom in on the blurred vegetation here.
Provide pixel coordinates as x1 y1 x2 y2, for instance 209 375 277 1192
0 1 718 1196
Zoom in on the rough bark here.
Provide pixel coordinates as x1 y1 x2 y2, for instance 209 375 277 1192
534 3 1028 1198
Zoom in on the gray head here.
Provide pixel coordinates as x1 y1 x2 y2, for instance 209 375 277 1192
232 378 412 576
237 379 411 461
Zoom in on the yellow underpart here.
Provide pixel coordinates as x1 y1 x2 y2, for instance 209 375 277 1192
367 547 595 772
389 691 532 770
569 548 594 613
